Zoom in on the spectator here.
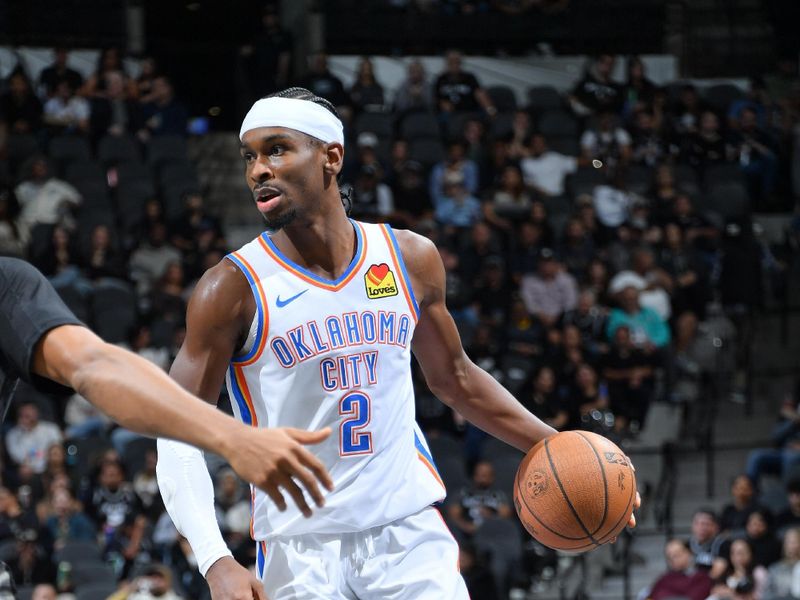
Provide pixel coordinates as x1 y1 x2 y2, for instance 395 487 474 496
169 191 224 261
505 297 545 357
115 564 184 600
629 109 667 167
669 84 706 137
720 475 761 533
14 156 81 235
658 223 710 318
132 56 160 102
6 402 63 474
507 109 533 161
6 529 56 587
646 538 713 600
509 221 544 283
342 131 385 184
122 324 170 371
519 133 579 199
447 461 512 538
569 54 622 116
37 47 83 99
472 256 511 326
609 245 673 320
650 164 683 221
149 261 189 325
86 459 141 537
80 46 129 97
0 189 25 257
65 391 113 439
129 222 182 295
606 283 671 349
238 4 292 99
483 164 532 231
0 486 39 542
350 164 395 220
558 217 595 280
42 81 90 135
298 53 350 116
393 59 433 114
31 226 85 289
682 110 731 172
391 160 431 223
571 363 611 432
520 248 578 328
89 70 142 141
602 325 655 433
522 366 568 429
214 468 251 540
745 509 781 568
729 106 779 202
580 110 632 170
561 288 608 356
622 56 659 117
82 223 127 280
592 168 634 232
138 76 189 139
349 57 385 112
31 584 57 600
689 508 730 577
429 139 480 200
103 513 152 582
764 527 800 599
434 50 497 117
0 70 43 137
133 450 162 522
662 193 719 253
44 487 96 550
432 171 482 229
776 480 800 530
708 538 767 600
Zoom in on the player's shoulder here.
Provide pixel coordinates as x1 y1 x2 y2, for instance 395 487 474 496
187 258 254 327
391 228 440 275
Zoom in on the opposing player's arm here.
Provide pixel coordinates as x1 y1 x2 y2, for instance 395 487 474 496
398 230 557 453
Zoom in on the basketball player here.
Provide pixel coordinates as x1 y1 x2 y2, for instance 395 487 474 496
156 88 639 600
0 257 332 508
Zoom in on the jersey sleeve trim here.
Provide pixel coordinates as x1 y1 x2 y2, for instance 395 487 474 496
228 364 258 427
380 224 420 321
227 252 269 366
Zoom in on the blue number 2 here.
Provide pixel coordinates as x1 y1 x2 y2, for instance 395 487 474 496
339 392 373 456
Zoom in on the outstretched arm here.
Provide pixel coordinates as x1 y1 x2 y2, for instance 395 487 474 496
400 231 557 452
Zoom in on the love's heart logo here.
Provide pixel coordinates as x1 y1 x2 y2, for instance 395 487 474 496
366 263 390 285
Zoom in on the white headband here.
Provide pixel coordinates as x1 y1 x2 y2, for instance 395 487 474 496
239 97 344 146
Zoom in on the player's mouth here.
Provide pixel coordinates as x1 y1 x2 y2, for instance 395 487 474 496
253 186 283 213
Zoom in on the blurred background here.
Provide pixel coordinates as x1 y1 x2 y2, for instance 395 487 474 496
0 1 799 599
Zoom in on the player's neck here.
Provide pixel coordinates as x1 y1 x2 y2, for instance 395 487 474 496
270 209 356 280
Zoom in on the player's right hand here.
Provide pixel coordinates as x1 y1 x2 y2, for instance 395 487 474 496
207 557 267 600
225 426 334 517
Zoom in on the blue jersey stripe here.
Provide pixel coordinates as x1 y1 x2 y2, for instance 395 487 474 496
228 365 254 426
383 225 420 319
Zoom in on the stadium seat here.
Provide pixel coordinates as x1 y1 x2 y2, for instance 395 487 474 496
49 135 92 167
0 539 17 562
98 134 141 165
159 161 198 190
482 436 524 462
446 111 483 140
474 517 523 596
703 83 745 112
91 280 137 343
409 138 445 167
527 85 563 111
74 180 112 211
704 182 750 220
54 540 102 563
354 112 395 138
400 113 440 140
65 160 106 185
547 135 580 157
672 164 700 192
703 163 746 189
116 161 154 189
147 135 188 166
537 109 579 137
489 112 515 139
122 436 156 475
487 454 522 499
117 186 151 233
625 164 654 196
69 560 117 586
162 182 200 221
7 134 40 165
427 433 464 462
501 353 534 397
16 586 34 600
487 85 517 112
436 453 469 493
566 167 606 197
76 583 119 600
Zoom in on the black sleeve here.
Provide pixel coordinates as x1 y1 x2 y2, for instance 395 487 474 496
0 258 83 384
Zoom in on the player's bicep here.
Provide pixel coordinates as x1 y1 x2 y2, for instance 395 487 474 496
170 263 252 404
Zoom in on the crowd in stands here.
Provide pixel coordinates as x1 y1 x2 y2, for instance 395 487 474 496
0 41 798 599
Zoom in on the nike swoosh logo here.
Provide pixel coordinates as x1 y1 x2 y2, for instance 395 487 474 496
275 289 308 308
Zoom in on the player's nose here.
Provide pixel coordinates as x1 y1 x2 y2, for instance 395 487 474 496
249 156 275 183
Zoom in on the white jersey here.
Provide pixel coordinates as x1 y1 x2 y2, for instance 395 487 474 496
224 220 445 541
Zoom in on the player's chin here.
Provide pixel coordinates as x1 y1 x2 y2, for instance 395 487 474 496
261 206 298 231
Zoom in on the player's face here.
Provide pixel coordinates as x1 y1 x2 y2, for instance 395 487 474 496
240 127 328 230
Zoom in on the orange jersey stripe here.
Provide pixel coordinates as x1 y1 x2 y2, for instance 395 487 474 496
230 251 270 366
417 451 445 491
380 225 418 322
233 365 259 427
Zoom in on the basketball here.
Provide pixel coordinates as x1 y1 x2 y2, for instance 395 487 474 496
513 431 636 552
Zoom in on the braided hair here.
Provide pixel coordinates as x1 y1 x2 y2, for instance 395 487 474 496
263 87 350 213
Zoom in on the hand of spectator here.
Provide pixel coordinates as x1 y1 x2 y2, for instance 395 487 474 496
439 100 455 113
677 271 697 287
206 556 268 600
225 427 334 518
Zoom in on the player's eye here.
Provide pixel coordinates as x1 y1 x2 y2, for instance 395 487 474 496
241 151 255 163
269 144 285 156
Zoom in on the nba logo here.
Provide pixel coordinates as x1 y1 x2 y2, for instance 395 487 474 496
364 263 398 299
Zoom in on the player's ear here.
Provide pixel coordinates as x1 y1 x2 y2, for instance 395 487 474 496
323 142 344 176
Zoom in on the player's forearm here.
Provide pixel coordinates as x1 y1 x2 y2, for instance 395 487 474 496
436 361 556 452
70 343 238 457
